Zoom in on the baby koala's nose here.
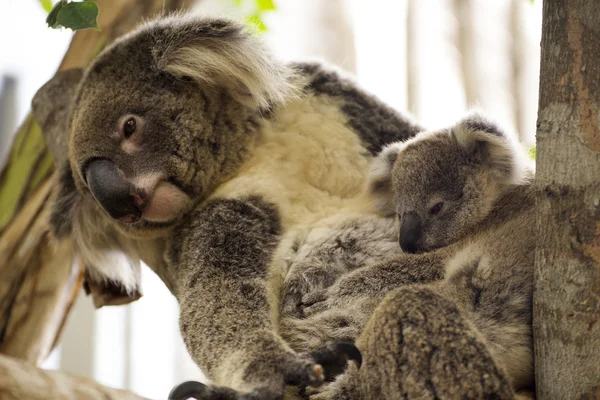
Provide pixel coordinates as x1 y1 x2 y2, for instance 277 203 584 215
399 211 422 253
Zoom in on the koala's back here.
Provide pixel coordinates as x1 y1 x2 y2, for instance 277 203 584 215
440 182 535 389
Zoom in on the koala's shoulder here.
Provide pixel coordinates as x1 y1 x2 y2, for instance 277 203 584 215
167 196 282 269
290 61 422 155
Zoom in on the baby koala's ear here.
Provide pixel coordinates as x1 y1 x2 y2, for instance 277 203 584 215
453 112 527 184
366 142 404 216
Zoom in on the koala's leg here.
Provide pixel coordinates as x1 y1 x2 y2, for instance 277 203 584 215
168 197 358 398
434 258 534 391
312 286 516 400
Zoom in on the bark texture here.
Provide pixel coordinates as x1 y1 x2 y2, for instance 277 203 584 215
534 1 600 399
0 354 147 400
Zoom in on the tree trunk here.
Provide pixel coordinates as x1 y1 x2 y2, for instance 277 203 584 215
0 0 189 365
0 353 147 400
534 1 600 399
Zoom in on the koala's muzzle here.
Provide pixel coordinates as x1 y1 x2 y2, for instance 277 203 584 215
85 159 142 223
399 212 422 253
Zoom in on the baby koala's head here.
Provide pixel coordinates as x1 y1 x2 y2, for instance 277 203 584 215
367 112 532 254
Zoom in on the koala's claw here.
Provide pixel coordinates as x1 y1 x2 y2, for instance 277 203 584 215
313 364 325 382
169 381 283 400
168 380 214 400
309 342 362 381
284 359 325 387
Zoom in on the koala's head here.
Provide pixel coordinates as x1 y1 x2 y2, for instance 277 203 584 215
32 14 294 292
367 113 532 254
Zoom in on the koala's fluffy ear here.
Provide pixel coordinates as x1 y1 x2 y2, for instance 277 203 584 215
150 15 296 109
367 142 404 216
453 112 529 184
32 69 83 168
32 69 84 239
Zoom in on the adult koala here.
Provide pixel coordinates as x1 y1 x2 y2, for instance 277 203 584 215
32 13 520 400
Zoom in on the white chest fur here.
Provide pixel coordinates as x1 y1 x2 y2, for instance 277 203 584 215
211 94 377 230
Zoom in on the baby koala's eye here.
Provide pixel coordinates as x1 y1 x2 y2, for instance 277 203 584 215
430 202 444 215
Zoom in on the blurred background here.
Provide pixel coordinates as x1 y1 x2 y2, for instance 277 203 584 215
0 0 542 397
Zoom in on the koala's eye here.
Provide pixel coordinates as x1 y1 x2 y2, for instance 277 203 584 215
430 202 444 215
123 118 136 138
119 115 141 139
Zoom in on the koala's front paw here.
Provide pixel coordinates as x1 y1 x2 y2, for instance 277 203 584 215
301 284 356 318
285 343 361 387
168 379 291 400
168 381 236 400
282 311 362 354
309 342 362 380
281 267 339 319
301 271 384 319
301 288 332 316
169 343 361 400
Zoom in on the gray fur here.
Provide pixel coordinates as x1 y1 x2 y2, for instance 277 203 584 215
279 216 401 320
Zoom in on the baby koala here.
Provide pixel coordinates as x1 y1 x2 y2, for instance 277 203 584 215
293 112 536 397
369 112 533 253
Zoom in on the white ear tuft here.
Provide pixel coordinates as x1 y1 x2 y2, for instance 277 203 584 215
454 111 533 185
151 15 297 109
366 142 405 216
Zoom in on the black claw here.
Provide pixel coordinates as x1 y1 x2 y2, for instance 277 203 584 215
334 342 362 368
309 342 362 381
168 380 212 400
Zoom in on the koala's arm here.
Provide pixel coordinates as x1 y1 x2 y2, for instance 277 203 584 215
281 252 447 353
168 196 358 398
302 251 447 317
169 197 309 393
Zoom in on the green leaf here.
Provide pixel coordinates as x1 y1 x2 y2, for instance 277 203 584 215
245 13 267 32
57 1 100 31
39 0 54 13
46 1 64 29
47 1 101 31
528 147 536 160
256 0 276 11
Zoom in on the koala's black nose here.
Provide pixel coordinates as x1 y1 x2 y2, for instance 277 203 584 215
85 159 142 223
399 212 422 253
